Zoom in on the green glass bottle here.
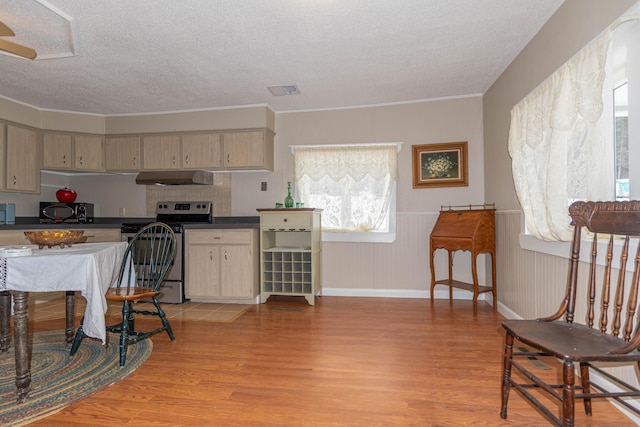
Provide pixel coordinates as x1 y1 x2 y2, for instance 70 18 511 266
284 181 294 208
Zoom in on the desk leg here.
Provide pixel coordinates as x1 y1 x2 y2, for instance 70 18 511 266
429 246 436 303
448 250 454 303
65 291 75 343
0 291 10 352
471 253 479 315
11 290 30 403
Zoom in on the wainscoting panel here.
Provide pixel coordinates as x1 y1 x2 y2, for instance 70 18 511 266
322 212 488 297
495 211 538 318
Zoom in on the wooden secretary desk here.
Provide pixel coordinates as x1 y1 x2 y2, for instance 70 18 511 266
429 204 496 314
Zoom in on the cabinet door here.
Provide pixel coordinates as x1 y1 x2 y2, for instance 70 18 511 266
0 230 32 246
185 244 220 299
42 133 72 169
142 135 181 170
105 136 141 171
181 133 221 169
79 229 120 243
6 125 40 193
220 245 254 298
222 131 269 169
0 124 4 189
74 135 104 171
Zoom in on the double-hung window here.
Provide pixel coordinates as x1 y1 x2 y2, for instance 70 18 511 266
614 16 640 200
291 143 401 243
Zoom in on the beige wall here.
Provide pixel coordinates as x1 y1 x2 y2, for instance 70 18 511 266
232 96 485 216
232 97 487 293
103 106 275 135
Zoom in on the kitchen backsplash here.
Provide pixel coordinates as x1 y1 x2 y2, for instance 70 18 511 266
146 173 232 217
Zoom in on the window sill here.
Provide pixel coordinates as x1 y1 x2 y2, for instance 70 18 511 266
519 233 571 259
519 233 636 272
322 231 396 243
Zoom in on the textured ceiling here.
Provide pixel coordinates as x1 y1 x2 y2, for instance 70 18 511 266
0 0 564 116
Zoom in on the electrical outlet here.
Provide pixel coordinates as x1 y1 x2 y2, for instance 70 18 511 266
261 181 267 191
119 207 126 217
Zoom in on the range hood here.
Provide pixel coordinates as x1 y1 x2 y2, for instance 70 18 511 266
135 170 214 185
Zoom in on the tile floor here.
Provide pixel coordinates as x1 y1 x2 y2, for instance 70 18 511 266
27 292 253 323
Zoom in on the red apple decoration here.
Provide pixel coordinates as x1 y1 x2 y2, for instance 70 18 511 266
56 187 77 203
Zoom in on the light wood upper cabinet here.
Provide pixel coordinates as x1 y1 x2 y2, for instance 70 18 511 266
181 133 221 169
74 135 104 171
142 133 221 170
222 130 274 170
142 135 181 170
0 124 6 190
6 125 40 193
105 136 141 171
42 133 73 169
43 133 104 172
105 130 272 172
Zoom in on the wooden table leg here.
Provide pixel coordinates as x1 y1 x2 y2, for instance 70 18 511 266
65 290 75 343
0 290 10 352
11 290 30 403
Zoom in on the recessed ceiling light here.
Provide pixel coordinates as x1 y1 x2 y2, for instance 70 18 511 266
268 85 301 96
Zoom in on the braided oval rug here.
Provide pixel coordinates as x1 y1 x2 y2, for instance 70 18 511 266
0 329 152 426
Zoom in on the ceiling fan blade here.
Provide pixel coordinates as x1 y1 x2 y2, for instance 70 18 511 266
0 21 15 37
0 39 37 60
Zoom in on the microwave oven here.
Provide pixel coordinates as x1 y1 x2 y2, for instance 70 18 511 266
39 202 94 224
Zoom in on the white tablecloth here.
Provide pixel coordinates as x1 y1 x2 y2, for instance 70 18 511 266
0 241 127 343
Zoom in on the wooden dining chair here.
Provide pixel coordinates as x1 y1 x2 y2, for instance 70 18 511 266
70 222 177 366
500 200 640 426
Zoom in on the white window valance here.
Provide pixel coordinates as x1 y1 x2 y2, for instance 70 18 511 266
508 32 614 241
292 143 400 233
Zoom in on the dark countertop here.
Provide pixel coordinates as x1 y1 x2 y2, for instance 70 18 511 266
184 216 260 230
0 216 260 230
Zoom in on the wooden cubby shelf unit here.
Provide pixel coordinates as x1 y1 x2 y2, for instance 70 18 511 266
257 209 322 305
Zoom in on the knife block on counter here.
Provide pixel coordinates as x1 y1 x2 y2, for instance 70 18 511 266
429 204 496 314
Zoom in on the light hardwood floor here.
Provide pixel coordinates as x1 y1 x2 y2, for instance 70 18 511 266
18 297 638 426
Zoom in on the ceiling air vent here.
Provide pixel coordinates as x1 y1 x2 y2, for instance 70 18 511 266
267 85 300 96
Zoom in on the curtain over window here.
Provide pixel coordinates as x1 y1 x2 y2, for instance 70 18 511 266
293 144 399 233
508 32 614 241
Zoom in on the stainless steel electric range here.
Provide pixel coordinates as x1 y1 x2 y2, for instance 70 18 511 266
120 201 213 304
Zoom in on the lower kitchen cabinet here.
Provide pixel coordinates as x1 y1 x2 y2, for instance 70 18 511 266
184 229 259 303
0 228 120 247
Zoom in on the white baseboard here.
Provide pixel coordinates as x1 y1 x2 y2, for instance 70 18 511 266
321 287 488 300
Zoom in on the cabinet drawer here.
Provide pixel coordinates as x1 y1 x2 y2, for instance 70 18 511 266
187 230 252 245
261 213 311 228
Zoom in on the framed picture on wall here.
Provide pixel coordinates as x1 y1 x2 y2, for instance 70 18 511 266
412 141 468 188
